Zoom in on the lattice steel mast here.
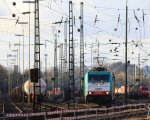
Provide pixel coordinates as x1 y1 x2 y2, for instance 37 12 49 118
59 43 64 99
33 0 41 112
64 19 67 72
80 2 84 99
54 34 58 100
63 19 68 93
68 1 75 109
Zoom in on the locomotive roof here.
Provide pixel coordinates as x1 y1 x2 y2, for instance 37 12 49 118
90 66 108 71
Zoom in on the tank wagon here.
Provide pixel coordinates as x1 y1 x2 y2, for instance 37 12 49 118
11 78 47 102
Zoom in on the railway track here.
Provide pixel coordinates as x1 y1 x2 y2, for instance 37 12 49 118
4 103 148 120
3 95 22 113
1 94 150 119
6 95 150 112
41 96 150 112
41 101 100 112
1 95 150 120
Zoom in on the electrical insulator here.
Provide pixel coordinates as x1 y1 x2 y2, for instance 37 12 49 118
135 27 138 30
12 2 16 6
114 28 117 31
12 14 16 17
135 44 138 47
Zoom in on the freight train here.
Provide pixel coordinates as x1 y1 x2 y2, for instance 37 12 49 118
129 84 149 99
115 83 149 99
11 78 47 102
83 66 115 105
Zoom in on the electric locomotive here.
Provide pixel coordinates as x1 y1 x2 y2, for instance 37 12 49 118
84 67 115 105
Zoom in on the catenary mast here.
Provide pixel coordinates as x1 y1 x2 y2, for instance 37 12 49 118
80 2 84 99
68 1 75 109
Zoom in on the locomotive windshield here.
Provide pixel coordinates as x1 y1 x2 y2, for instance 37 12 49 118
88 74 109 83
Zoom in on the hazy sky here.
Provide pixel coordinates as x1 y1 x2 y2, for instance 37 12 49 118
0 0 150 72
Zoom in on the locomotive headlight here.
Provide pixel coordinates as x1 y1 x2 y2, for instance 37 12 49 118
106 91 109 94
89 92 92 94
98 84 100 86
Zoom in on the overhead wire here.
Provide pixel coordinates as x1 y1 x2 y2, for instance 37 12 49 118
142 10 145 39
40 0 150 43
2 0 150 65
47 0 53 9
52 0 68 17
2 0 13 14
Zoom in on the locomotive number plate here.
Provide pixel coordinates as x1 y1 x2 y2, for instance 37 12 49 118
95 88 102 90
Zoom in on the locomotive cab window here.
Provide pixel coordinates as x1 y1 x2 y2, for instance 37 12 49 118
88 74 109 83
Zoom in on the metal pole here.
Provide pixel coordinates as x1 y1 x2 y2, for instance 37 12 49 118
23 25 25 104
80 2 84 100
17 22 28 104
134 64 136 84
125 0 128 105
63 19 67 100
17 44 19 96
22 0 33 106
68 1 75 109
34 0 41 112
15 35 22 93
28 2 31 105
54 34 58 100
45 40 47 96
19 38 20 87
138 54 140 80
59 43 63 99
